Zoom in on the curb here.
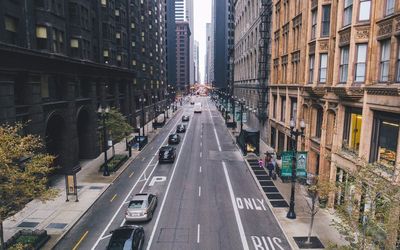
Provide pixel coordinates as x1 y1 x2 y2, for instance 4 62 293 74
210 100 297 250
51 109 182 249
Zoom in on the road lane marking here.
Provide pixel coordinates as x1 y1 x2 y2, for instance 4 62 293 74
222 161 250 250
198 186 201 197
139 163 161 192
197 224 200 243
110 194 117 202
129 172 134 178
206 100 222 151
100 234 112 240
72 230 89 250
200 142 202 147
146 116 193 250
199 166 202 173
91 115 182 250
200 152 202 158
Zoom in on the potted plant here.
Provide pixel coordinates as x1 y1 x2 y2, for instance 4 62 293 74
315 178 337 208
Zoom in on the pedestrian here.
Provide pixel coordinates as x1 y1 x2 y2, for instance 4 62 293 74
258 159 264 168
265 153 275 178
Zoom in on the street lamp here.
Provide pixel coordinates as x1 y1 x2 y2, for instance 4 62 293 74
152 95 157 122
139 97 146 150
286 118 306 219
97 105 110 176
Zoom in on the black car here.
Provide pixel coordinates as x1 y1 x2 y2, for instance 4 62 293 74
107 225 144 250
176 124 186 133
159 146 176 163
182 115 190 122
168 134 181 144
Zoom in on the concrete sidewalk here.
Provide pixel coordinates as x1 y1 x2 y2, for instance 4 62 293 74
227 120 348 249
2 108 179 249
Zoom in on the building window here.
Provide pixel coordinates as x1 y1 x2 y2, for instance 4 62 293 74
386 0 395 16
339 46 350 83
370 112 399 172
311 9 317 40
290 98 297 121
36 26 48 50
359 0 371 21
272 95 277 118
281 97 286 122
321 5 331 37
343 0 353 26
397 42 400 82
314 107 323 138
101 0 107 7
343 108 362 153
271 127 276 149
319 53 328 83
380 40 391 82
4 16 18 44
309 55 315 83
355 44 367 82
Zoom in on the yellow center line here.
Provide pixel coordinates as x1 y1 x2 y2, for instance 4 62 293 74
110 194 117 202
72 230 89 250
129 172 134 178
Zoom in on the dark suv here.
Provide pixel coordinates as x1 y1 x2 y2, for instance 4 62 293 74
176 124 186 133
168 134 181 144
107 225 144 250
159 146 176 163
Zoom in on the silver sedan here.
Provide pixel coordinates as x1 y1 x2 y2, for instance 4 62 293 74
125 193 157 222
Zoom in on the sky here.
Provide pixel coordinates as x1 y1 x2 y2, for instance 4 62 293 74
193 0 212 83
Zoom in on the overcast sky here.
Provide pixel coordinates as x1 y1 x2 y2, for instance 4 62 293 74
193 0 212 83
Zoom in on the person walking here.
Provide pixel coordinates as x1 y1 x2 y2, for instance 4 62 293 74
265 153 276 179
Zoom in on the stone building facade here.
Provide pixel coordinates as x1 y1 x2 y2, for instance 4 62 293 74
268 0 400 246
0 0 167 174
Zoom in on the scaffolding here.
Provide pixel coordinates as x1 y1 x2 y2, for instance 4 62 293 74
257 0 272 124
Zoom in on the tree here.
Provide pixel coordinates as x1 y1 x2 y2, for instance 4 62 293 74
0 123 56 249
103 107 133 145
330 162 400 249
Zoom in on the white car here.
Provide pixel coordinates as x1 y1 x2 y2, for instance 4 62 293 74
194 103 202 113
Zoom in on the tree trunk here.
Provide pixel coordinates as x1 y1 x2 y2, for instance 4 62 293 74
0 220 4 250
307 194 317 244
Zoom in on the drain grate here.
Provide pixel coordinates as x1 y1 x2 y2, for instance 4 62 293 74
263 186 279 193
256 175 271 181
266 193 284 200
89 186 103 190
47 223 67 229
270 200 289 208
259 180 275 186
17 222 39 228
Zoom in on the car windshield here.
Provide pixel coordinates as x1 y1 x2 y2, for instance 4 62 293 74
128 200 144 209
108 230 133 250
170 135 177 138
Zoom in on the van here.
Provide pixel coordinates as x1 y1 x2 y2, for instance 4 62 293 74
194 103 202 113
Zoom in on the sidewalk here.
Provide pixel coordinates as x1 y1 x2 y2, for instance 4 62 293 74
2 109 179 249
224 112 348 249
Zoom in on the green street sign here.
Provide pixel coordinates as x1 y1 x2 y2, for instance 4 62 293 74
281 151 293 177
296 152 307 177
280 151 308 177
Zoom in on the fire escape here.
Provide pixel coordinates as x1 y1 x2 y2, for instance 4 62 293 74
257 0 272 124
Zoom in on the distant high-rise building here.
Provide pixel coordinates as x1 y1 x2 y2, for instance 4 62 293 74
194 41 200 83
211 0 234 90
175 0 185 21
176 21 191 92
166 0 177 88
205 22 213 84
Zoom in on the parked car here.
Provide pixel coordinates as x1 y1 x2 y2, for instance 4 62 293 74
125 193 158 222
168 134 181 144
159 146 176 163
176 124 186 133
182 115 190 122
107 225 144 250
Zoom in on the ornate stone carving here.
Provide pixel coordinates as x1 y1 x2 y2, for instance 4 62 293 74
395 17 400 33
319 41 329 51
377 20 393 38
355 27 370 40
339 29 351 46
365 86 400 96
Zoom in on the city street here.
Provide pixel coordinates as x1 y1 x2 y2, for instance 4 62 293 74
55 97 291 250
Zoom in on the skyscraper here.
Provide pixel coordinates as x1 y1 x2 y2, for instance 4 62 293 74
176 22 191 92
166 0 177 87
194 40 200 83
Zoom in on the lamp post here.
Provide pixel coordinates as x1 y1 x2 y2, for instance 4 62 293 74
152 95 157 123
97 105 110 176
139 97 146 150
239 98 245 132
286 118 306 219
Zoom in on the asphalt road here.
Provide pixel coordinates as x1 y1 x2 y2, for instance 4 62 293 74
55 97 291 250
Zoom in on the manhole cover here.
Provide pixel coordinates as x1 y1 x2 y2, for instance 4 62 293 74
47 223 68 229
17 222 39 228
89 186 103 190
